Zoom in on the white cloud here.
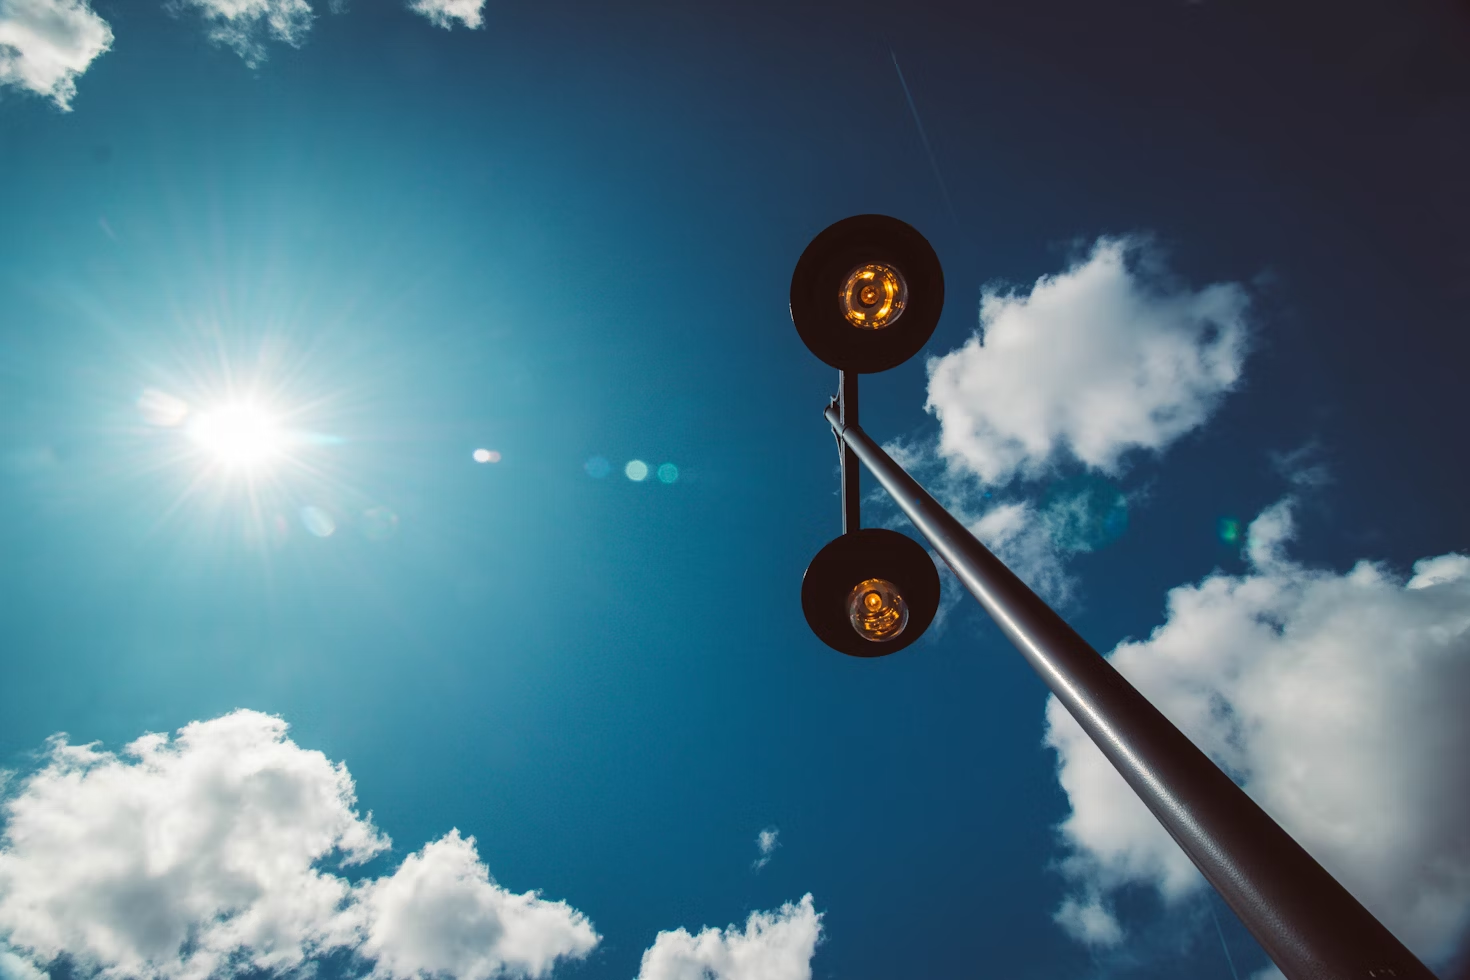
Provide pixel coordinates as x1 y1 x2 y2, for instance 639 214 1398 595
0 711 379 980
0 0 112 110
357 831 597 980
0 949 47 980
752 828 778 871
0 711 599 980
925 237 1249 485
171 0 312 67
1053 894 1123 947
407 0 484 30
636 895 822 980
1045 501 1470 967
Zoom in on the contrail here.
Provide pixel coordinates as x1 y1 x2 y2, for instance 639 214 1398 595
1209 899 1242 980
890 48 961 230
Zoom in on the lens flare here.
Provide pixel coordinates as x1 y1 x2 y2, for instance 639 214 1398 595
300 505 336 538
847 577 909 641
1219 518 1241 544
138 388 190 427
625 459 649 481
361 505 399 541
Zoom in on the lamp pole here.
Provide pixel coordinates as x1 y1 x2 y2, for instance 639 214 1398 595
824 404 1433 980
793 214 1437 980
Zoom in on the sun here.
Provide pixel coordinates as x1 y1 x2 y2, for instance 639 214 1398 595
188 403 286 470
129 330 369 545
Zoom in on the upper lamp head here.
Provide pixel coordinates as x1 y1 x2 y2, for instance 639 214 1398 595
790 215 944 373
802 528 941 657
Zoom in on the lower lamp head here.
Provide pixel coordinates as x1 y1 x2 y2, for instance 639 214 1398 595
801 528 941 657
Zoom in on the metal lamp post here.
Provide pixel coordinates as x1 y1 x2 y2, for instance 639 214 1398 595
792 214 1435 980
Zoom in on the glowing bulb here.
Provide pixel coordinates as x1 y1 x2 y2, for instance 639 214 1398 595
839 263 907 330
847 577 909 642
189 404 284 468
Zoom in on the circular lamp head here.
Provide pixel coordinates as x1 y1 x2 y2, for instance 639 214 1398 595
801 528 941 657
790 215 944 373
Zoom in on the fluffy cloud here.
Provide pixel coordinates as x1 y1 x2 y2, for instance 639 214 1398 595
925 237 1249 485
1045 501 1470 967
407 0 484 30
635 895 822 980
0 711 598 980
1052 894 1123 947
0 950 48 980
0 0 112 110
358 832 597 980
171 0 312 66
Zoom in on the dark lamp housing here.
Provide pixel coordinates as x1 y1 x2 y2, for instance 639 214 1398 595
790 214 944 373
801 528 940 657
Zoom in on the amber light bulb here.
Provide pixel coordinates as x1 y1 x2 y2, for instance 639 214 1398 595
847 577 909 642
839 262 907 330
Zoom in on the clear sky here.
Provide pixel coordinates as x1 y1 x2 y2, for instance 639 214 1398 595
2 2 1469 980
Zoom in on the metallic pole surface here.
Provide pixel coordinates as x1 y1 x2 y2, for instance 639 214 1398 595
826 404 1434 980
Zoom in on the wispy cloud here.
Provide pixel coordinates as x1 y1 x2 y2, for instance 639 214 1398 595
0 711 599 980
876 442 1130 606
0 0 112 110
1046 500 1470 968
636 895 822 980
752 827 779 870
407 0 484 30
170 0 313 67
1270 442 1332 490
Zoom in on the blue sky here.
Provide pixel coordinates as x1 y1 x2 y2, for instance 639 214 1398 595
2 2 1469 980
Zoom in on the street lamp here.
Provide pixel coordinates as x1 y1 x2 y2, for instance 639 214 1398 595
801 527 939 657
792 214 1434 980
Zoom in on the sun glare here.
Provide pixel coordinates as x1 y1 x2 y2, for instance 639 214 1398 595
189 404 285 469
131 342 361 545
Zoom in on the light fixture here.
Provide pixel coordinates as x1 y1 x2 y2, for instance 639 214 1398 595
801 528 939 657
789 214 943 373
